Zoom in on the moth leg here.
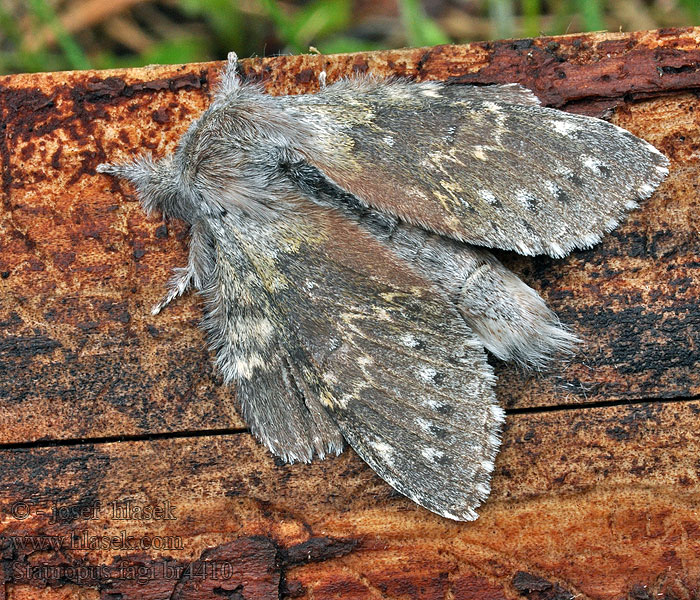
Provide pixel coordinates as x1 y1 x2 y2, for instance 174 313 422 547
152 222 213 315
151 266 194 315
318 70 327 90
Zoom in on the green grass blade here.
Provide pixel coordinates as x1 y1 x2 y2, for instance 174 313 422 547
288 0 352 50
575 0 604 31
257 0 298 49
487 0 515 40
522 0 541 37
398 0 450 47
27 0 90 70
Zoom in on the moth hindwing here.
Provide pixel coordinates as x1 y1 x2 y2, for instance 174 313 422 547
97 51 668 521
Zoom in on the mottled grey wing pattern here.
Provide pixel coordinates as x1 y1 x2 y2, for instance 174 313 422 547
96 55 669 521
293 79 669 257
210 197 502 520
234 354 346 463
197 216 345 464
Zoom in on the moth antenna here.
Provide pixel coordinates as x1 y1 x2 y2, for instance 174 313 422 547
215 51 242 101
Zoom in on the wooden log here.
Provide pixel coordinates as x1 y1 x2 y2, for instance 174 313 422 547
0 27 698 599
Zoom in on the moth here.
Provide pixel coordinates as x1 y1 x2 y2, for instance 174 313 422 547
97 52 668 521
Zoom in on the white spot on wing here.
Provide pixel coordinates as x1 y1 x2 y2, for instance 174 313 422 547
472 145 488 161
418 366 437 383
480 459 495 474
358 356 373 368
425 398 441 410
443 126 456 142
514 240 533 254
370 440 395 465
415 417 432 433
583 156 603 172
556 165 573 178
583 232 600 245
421 447 444 461
374 308 392 321
489 404 506 424
482 101 506 127
548 241 565 257
400 333 420 348
637 182 655 196
515 189 536 209
231 353 266 379
323 372 338 385
478 189 498 205
543 180 560 196
441 510 462 520
552 119 579 136
475 482 491 497
605 217 619 231
383 135 395 147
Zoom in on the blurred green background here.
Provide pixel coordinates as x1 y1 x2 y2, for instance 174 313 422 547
2 0 700 74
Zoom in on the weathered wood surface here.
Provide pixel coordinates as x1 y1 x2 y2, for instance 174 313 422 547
0 27 698 599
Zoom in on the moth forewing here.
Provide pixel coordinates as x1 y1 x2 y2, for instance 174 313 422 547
291 77 668 258
204 193 504 519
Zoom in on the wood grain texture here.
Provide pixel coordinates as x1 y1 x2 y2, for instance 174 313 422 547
0 27 698 599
